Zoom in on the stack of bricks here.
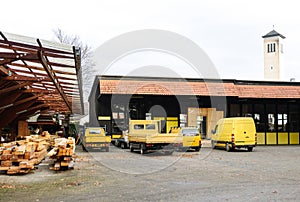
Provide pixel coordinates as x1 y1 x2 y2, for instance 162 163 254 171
48 137 75 171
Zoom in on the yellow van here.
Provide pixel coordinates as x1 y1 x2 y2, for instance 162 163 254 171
170 127 201 152
211 117 257 152
82 127 111 152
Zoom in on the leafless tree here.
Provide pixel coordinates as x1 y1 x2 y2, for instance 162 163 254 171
53 28 95 111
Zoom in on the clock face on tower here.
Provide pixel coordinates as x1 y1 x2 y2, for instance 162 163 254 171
262 29 285 80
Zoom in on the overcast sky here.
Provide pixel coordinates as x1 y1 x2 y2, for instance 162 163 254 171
2 0 300 81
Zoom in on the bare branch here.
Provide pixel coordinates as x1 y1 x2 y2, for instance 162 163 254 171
53 28 95 105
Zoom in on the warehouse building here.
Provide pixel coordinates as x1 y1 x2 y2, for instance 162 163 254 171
89 29 300 145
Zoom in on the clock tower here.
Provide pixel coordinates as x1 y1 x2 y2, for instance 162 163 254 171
262 29 285 80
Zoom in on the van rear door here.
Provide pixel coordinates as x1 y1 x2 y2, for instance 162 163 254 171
234 119 256 145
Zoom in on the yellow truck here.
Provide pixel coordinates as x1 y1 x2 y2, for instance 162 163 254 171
211 117 257 152
82 127 111 152
171 127 201 151
128 120 182 155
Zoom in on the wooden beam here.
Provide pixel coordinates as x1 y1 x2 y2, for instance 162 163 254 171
0 65 9 76
0 53 38 66
0 91 22 108
0 39 74 55
18 106 50 120
10 67 77 81
0 81 31 95
37 50 72 112
16 103 48 115
0 90 22 113
11 63 76 76
0 52 38 60
3 75 44 82
23 89 56 94
13 95 39 107
0 99 36 129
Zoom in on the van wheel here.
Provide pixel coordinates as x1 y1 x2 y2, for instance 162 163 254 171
225 143 231 152
140 144 146 155
130 144 134 152
247 147 253 152
211 140 216 149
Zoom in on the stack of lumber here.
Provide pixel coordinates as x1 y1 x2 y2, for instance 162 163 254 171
0 142 35 174
0 133 54 175
48 137 75 171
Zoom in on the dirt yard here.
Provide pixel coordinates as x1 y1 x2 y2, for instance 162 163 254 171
1 145 300 201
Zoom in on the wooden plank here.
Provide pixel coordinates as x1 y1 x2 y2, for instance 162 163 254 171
7 166 20 175
14 144 26 155
0 65 9 75
1 154 12 161
1 161 12 167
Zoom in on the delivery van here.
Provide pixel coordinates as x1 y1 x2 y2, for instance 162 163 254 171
211 117 257 152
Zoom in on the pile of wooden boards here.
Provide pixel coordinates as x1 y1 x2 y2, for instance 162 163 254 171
0 141 34 174
48 137 75 171
0 132 66 175
0 135 50 174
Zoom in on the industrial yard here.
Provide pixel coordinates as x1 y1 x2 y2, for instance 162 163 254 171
1 145 299 201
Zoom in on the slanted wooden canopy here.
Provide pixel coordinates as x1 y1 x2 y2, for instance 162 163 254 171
0 32 83 129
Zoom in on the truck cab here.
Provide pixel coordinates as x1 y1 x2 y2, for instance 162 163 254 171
82 127 111 152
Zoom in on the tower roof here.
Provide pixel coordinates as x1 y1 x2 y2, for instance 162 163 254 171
262 29 286 39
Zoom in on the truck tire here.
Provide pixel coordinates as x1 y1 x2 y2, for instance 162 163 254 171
106 147 109 152
225 143 231 152
130 144 134 152
140 144 146 155
121 142 126 149
247 147 253 152
195 147 200 152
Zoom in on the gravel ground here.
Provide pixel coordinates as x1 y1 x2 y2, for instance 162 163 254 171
1 145 300 202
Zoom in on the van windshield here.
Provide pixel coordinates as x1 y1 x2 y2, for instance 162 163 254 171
89 129 101 134
181 129 199 136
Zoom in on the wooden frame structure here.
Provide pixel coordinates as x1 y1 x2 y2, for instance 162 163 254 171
0 32 83 130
